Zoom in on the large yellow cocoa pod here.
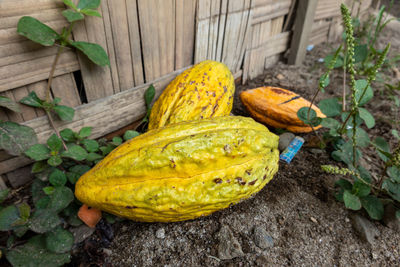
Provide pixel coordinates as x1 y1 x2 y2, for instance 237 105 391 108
75 116 279 222
148 60 235 130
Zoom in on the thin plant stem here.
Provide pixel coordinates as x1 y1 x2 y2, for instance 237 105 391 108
45 110 67 150
45 46 64 102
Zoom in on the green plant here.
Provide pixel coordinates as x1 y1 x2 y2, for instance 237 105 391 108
298 4 396 221
17 0 110 147
0 123 140 266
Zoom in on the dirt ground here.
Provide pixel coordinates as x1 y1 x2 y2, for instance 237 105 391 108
69 5 400 267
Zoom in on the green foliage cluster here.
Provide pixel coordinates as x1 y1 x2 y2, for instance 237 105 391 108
298 3 400 221
0 122 140 266
0 1 157 266
0 0 110 157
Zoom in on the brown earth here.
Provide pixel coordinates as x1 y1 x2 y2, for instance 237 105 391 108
71 6 400 267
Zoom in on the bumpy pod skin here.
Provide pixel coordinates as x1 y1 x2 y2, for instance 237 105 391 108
148 60 235 130
240 86 326 133
75 116 279 222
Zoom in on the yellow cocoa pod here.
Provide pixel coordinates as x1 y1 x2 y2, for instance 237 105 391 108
148 60 235 130
75 116 279 222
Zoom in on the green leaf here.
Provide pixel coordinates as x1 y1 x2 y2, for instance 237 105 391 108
297 107 316 123
81 139 99 152
61 145 88 161
0 205 20 231
48 186 74 213
17 16 60 46
49 169 67 187
392 129 400 140
32 161 49 173
144 84 156 107
69 165 91 176
112 136 123 146
86 152 103 162
321 118 341 136
77 0 101 9
20 91 43 108
388 166 400 183
43 186 55 195
0 96 21 113
352 180 371 197
358 108 375 128
360 195 384 220
63 0 77 10
60 128 76 142
31 179 46 204
357 165 372 183
6 235 70 267
53 105 75 121
318 98 342 117
45 227 74 253
372 137 391 162
0 189 9 203
0 121 38 156
17 203 30 221
29 207 61 233
47 155 62 167
355 79 373 106
61 9 84 22
354 44 368 63
78 127 92 138
35 196 50 210
100 144 115 156
80 8 101 17
324 53 343 68
335 179 353 190
47 134 63 152
319 73 330 89
71 41 110 66
123 130 140 141
346 127 370 147
25 144 50 161
382 180 400 202
396 210 400 219
343 190 362 210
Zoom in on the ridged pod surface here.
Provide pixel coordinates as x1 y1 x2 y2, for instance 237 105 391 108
75 116 279 222
148 60 235 130
240 86 326 133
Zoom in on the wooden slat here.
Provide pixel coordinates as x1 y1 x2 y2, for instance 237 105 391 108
126 0 145 85
175 0 196 69
107 0 134 91
215 0 228 62
2 91 23 122
0 0 64 18
0 8 65 30
51 73 81 107
0 156 32 176
221 0 252 71
158 0 175 77
288 0 318 65
72 0 114 101
194 0 211 63
12 86 37 121
0 175 7 190
251 0 291 25
0 51 80 92
244 31 290 80
138 0 175 81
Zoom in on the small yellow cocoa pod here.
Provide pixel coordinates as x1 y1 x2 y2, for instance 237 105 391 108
148 60 235 130
75 116 279 222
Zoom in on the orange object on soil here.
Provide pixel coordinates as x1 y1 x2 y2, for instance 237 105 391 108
240 86 326 133
78 204 102 228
